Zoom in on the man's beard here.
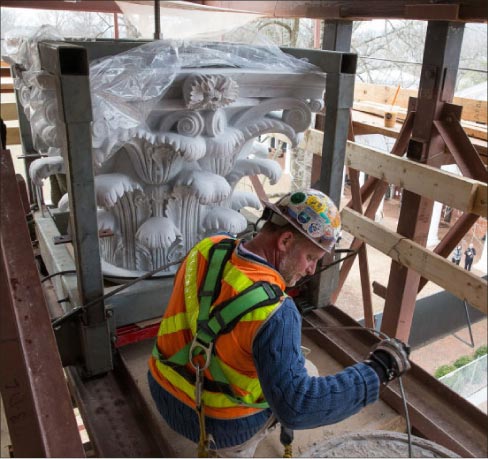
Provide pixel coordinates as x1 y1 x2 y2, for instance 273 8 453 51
278 244 302 287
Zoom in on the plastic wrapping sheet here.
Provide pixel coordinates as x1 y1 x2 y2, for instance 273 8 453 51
3 24 321 162
2 24 326 278
2 24 64 72
89 26 321 166
2 25 64 155
115 0 262 40
89 39 180 147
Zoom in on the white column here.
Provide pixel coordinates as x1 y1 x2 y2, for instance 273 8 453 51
375 196 385 222
359 171 365 187
427 200 443 247
341 166 346 200
284 143 291 175
427 164 461 247
474 233 487 274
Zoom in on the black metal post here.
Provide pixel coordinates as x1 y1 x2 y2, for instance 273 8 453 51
462 300 475 348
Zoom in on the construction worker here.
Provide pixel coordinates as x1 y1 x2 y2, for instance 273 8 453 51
148 188 410 457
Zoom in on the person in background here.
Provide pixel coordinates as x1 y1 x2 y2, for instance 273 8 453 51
464 243 476 271
451 245 462 265
148 188 411 457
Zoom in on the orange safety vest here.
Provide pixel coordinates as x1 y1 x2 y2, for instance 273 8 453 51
149 235 287 419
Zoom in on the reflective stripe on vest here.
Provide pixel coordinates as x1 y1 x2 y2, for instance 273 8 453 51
150 236 287 419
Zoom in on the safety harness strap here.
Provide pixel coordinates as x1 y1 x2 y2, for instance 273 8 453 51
152 238 283 409
196 281 283 346
198 238 236 322
152 281 282 407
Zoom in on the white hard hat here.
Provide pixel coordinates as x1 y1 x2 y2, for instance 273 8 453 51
262 189 341 252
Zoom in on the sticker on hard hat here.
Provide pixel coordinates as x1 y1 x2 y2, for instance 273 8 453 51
305 220 326 238
320 211 331 224
272 189 341 247
297 211 311 224
306 195 326 213
290 192 307 205
322 226 335 239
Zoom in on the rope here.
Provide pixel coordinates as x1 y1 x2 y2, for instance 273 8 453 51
283 443 293 458
197 404 209 458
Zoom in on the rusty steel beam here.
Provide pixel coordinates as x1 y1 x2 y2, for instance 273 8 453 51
65 358 168 458
1 0 123 13
372 280 387 299
3 0 487 22
302 306 488 457
434 119 488 183
204 1 488 22
0 149 85 458
15 175 30 215
405 3 460 20
381 21 465 341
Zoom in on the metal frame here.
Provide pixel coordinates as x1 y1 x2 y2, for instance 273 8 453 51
35 41 113 376
285 40 358 309
23 39 355 377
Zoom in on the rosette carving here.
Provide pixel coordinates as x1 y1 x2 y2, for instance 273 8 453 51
183 73 239 110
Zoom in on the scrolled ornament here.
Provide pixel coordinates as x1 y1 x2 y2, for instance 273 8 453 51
176 111 204 137
204 108 227 137
308 99 324 112
282 104 312 133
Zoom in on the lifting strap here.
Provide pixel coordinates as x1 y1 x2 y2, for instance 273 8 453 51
152 238 283 408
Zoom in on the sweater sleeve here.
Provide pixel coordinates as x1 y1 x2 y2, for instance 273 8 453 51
253 298 380 430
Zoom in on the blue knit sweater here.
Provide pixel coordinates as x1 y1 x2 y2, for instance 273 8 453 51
148 245 380 449
148 245 380 448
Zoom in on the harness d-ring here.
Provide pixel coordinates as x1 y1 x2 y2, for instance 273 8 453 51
189 338 213 372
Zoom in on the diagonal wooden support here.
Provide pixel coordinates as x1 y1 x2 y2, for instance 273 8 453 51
345 109 415 209
416 103 486 293
340 112 375 327
334 109 415 305
348 168 375 328
333 181 390 304
249 175 268 202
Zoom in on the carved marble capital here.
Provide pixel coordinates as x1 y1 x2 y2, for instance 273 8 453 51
26 42 326 279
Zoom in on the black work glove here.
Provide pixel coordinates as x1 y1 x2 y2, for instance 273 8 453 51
365 338 411 384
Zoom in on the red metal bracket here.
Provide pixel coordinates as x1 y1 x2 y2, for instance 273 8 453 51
115 323 160 348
